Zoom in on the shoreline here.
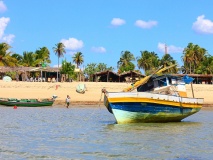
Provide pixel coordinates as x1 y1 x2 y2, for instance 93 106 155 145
55 100 213 108
0 80 213 107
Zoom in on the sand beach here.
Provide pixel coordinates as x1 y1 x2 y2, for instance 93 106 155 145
0 80 212 107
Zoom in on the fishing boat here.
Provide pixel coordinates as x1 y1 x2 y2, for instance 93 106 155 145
0 97 56 107
102 65 204 124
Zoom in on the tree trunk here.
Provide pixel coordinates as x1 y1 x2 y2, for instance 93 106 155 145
57 56 59 82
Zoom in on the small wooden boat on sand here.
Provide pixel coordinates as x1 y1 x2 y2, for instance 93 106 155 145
0 97 55 107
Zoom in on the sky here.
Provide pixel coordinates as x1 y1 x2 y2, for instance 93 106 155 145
0 0 213 72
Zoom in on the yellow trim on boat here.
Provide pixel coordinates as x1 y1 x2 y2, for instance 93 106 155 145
107 97 202 108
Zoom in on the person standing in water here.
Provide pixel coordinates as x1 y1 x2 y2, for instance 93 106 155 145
66 95 70 108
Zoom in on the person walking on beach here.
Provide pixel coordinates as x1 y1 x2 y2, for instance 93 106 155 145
66 95 70 108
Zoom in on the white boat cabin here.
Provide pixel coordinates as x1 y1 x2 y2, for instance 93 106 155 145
137 75 188 97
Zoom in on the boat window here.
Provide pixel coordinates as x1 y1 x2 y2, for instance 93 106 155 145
158 78 167 86
137 81 154 92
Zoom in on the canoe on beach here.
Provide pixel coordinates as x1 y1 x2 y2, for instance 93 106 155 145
0 98 55 107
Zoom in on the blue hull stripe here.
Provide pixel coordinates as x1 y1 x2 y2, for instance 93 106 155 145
108 102 200 123
109 102 197 114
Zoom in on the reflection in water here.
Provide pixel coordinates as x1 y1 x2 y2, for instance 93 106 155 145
0 106 213 159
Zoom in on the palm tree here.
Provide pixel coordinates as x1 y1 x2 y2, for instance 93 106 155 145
0 42 17 66
72 52 84 81
53 42 66 81
137 51 159 75
182 43 207 74
117 50 135 72
34 47 51 67
160 54 178 73
22 51 35 67
196 55 213 74
12 53 23 66
72 52 84 68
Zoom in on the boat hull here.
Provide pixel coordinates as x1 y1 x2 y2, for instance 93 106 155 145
104 92 203 124
0 99 54 107
110 102 201 123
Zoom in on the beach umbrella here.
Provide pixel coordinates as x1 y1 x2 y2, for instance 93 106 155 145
3 76 12 82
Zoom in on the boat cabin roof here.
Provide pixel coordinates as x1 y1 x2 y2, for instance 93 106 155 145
151 74 181 81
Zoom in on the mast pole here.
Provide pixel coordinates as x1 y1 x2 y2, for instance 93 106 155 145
191 82 194 98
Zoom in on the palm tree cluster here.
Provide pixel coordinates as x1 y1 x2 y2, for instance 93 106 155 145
0 42 85 81
181 43 211 74
0 43 51 67
0 41 213 81
118 50 178 75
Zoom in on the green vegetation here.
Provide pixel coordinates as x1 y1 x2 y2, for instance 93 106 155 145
60 59 75 81
182 43 209 74
84 63 114 81
117 51 135 73
0 43 17 66
0 42 212 81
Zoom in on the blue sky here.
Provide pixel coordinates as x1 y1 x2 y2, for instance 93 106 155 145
0 0 213 72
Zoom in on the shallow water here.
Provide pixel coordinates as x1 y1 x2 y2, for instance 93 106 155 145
0 106 213 160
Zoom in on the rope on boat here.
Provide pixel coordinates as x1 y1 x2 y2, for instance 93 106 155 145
98 92 103 108
99 88 107 107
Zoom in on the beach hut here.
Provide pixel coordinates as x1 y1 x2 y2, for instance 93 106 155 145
119 71 145 83
92 70 119 82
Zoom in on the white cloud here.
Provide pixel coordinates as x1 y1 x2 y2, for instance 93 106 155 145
192 15 213 34
0 17 10 38
158 42 184 53
91 46 106 53
135 20 158 29
0 1 7 13
111 18 126 26
0 17 15 44
2 34 15 44
61 38 84 51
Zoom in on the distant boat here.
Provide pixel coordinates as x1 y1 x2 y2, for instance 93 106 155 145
102 65 204 124
0 97 55 107
76 84 87 94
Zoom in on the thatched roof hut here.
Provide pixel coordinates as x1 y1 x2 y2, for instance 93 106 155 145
92 70 145 82
93 70 119 82
0 66 59 73
0 66 60 81
119 71 145 82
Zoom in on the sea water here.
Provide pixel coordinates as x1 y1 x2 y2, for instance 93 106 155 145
0 106 213 160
